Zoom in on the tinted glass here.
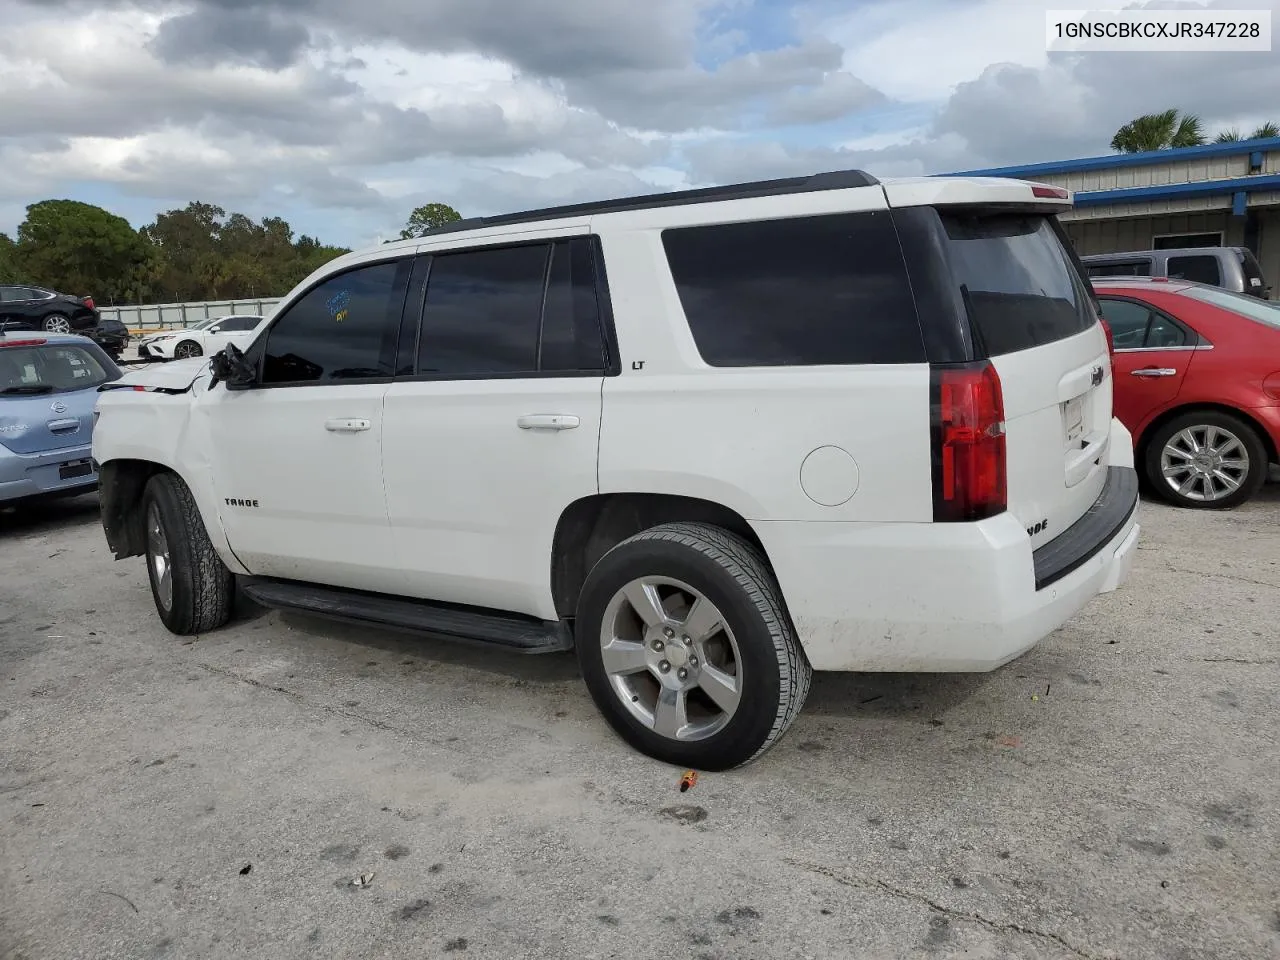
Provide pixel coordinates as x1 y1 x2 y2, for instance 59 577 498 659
417 244 549 375
1145 313 1187 348
0 287 16 303
1097 298 1151 349
541 239 606 372
1237 249 1269 293
662 212 923 367
262 259 406 384
0 343 113 396
220 317 260 332
1086 260 1151 277
1180 284 1280 331
1166 255 1221 286
939 212 1095 356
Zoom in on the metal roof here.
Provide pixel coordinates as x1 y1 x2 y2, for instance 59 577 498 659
946 136 1280 179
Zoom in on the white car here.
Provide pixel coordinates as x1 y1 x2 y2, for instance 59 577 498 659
135 314 265 361
92 170 1140 769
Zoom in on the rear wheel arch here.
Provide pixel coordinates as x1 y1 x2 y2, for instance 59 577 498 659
1137 403 1278 467
550 493 771 620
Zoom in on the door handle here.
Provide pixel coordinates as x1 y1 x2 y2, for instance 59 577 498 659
1130 368 1177 378
325 418 371 432
516 414 580 431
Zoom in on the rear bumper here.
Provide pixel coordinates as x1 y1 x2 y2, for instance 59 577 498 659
755 466 1141 673
0 442 99 503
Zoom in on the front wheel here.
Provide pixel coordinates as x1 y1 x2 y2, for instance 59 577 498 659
173 340 202 359
575 522 811 770
1144 410 1268 509
142 472 235 634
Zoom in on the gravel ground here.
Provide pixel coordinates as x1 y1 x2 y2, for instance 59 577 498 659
2 487 1278 960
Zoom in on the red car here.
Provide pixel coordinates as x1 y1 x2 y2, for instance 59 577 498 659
1092 278 1280 509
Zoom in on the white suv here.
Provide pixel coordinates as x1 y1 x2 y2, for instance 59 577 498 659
92 170 1140 769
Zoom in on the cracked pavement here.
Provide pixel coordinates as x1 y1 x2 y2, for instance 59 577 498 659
2 486 1279 960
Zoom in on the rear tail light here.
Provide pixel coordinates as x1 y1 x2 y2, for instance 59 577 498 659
1031 184 1070 200
930 361 1007 523
83 296 96 310
0 338 48 348
1098 315 1115 355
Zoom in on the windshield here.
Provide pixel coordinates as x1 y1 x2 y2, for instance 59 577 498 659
1180 284 1280 330
0 343 115 396
938 211 1096 356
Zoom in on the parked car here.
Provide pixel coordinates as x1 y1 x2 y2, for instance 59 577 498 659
0 284 101 333
1094 277 1280 508
93 171 1139 769
0 331 121 505
136 315 266 361
1081 246 1271 299
86 317 131 361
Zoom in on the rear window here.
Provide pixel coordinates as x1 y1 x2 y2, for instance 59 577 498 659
1085 260 1151 278
0 343 114 396
1179 285 1280 330
661 211 925 367
1237 249 1269 293
938 212 1096 356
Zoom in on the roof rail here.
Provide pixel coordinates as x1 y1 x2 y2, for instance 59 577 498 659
418 169 881 238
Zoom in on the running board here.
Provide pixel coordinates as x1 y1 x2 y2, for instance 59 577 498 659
239 578 574 654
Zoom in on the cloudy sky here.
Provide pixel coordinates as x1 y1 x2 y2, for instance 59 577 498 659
1 0 1277 247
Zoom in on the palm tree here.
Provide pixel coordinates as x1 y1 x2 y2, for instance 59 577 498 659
1215 122 1280 142
1110 109 1207 153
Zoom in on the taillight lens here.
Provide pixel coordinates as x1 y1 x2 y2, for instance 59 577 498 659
83 296 96 310
931 362 1007 522
0 338 48 348
1098 315 1115 355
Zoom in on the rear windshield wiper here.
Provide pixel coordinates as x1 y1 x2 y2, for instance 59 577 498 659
0 385 54 395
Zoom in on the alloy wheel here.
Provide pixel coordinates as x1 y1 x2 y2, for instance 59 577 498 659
599 577 742 742
147 502 174 612
1160 424 1250 503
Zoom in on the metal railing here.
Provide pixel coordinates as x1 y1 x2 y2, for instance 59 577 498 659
100 298 282 333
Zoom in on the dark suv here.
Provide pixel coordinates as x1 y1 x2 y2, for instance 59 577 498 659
0 284 101 333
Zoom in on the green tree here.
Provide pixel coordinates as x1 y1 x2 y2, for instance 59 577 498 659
15 200 157 303
399 202 462 239
1215 121 1280 142
1110 109 1206 153
141 202 350 302
142 201 228 302
0 233 26 284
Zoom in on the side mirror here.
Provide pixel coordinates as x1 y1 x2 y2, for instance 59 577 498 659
209 343 256 389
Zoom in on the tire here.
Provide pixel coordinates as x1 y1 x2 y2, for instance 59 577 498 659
42 313 71 333
1143 410 1268 510
141 472 235 634
575 521 811 770
173 340 202 359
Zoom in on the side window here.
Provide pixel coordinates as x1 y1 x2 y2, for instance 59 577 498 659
1097 298 1151 349
540 238 607 372
261 259 408 384
1144 313 1188 348
1166 255 1221 286
417 244 549 375
661 212 924 367
0 286 15 303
